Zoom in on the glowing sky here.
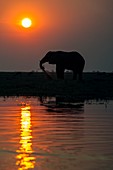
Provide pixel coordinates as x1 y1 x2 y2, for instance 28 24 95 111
0 0 113 71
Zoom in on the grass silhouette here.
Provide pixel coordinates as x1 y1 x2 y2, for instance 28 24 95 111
0 72 113 100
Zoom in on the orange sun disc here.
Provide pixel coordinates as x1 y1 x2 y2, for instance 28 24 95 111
21 18 32 28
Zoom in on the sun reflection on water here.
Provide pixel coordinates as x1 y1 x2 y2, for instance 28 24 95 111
16 106 35 170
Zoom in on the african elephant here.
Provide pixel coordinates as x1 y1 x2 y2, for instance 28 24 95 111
40 51 85 80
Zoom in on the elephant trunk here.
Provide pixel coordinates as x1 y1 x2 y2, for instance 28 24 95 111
40 58 53 80
40 57 48 70
40 60 45 70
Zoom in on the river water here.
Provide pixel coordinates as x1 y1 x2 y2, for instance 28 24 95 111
0 97 113 170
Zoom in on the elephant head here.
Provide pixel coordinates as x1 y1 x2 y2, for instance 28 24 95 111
40 51 59 70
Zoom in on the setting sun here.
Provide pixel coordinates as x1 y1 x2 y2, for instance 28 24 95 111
21 18 32 28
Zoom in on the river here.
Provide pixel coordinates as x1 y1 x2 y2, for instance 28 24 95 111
0 97 113 170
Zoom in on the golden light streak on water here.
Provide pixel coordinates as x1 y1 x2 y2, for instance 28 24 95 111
16 106 35 170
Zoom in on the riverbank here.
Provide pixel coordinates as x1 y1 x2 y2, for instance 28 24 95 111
0 72 113 99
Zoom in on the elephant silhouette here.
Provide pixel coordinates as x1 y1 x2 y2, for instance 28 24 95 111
40 51 85 80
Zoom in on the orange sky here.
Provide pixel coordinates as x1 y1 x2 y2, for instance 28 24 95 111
0 0 113 71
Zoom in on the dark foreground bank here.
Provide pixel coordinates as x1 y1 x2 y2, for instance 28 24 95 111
0 72 113 99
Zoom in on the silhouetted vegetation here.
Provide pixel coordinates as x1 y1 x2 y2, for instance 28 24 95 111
0 72 113 99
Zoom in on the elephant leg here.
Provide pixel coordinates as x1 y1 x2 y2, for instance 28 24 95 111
56 65 64 79
78 72 83 81
73 71 77 80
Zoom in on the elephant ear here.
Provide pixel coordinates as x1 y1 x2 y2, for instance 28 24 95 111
48 51 59 64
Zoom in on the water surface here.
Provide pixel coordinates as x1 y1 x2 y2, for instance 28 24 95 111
0 97 113 170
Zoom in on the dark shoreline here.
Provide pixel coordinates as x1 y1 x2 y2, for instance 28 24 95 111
0 72 113 100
